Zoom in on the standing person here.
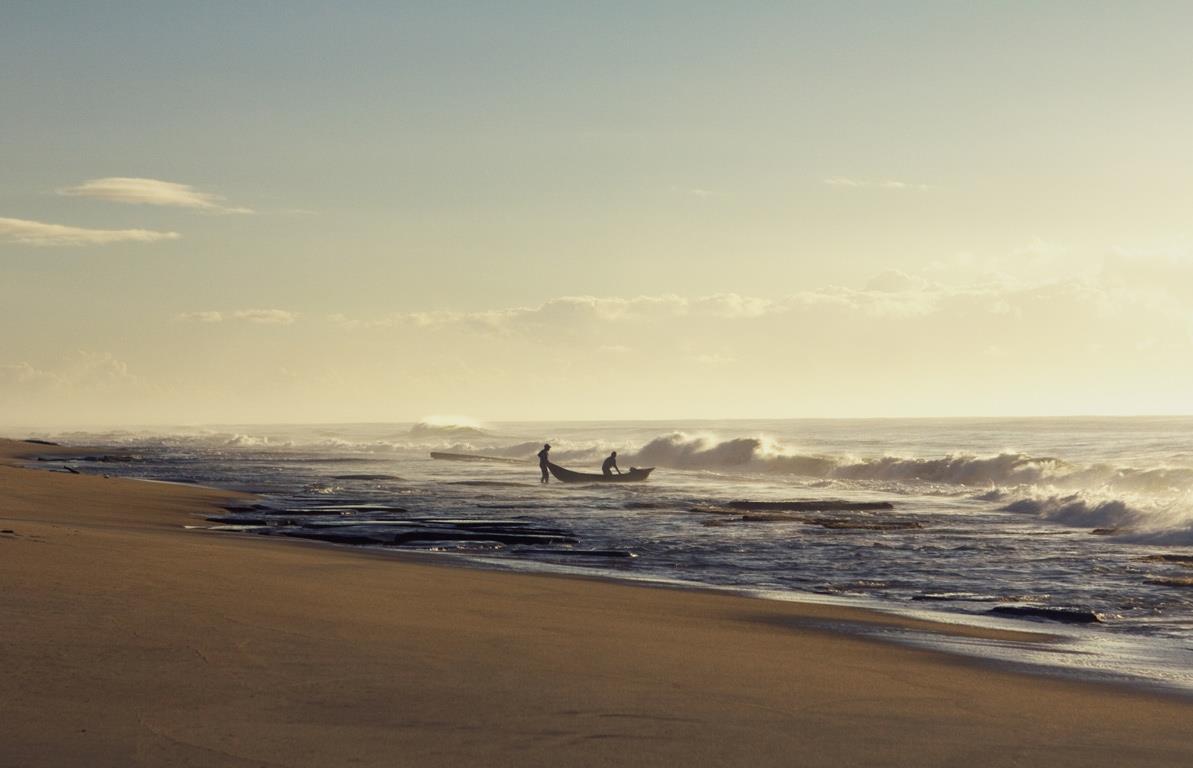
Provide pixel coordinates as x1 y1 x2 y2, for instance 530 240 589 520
602 450 621 477
537 443 551 484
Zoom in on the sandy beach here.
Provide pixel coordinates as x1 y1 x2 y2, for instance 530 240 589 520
3 437 1192 767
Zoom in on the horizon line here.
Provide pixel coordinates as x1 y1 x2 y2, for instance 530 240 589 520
5 413 1193 431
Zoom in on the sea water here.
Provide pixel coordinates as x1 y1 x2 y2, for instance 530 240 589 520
33 417 1193 692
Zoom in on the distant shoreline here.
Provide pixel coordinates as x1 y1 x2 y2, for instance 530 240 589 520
12 413 1193 433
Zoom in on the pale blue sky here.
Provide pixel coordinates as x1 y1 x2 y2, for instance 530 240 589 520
3 2 1192 423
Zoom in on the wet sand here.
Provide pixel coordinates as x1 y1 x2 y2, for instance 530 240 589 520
3 437 1192 767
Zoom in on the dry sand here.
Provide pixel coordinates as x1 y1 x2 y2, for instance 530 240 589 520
3 437 1192 767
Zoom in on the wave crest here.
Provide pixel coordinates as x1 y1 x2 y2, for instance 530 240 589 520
409 420 489 438
611 433 1193 501
1000 494 1146 528
620 433 1070 486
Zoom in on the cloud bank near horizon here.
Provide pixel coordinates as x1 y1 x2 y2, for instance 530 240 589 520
6 247 1193 425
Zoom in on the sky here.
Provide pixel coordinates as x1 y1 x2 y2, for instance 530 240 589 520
3 1 1193 426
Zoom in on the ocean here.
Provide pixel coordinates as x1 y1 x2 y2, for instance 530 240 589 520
31 417 1193 692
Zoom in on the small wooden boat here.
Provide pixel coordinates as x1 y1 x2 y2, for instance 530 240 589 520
547 462 654 483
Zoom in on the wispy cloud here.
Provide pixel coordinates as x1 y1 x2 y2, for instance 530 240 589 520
12 245 1193 423
177 308 298 325
175 310 225 323
234 309 298 324
329 294 779 333
824 177 931 191
59 177 253 214
0 216 180 246
0 351 142 391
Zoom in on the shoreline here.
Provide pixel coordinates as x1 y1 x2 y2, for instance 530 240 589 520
11 436 1192 693
5 436 1193 765
9 437 1188 692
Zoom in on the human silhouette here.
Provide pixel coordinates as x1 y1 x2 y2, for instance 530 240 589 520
602 450 621 477
537 443 551 484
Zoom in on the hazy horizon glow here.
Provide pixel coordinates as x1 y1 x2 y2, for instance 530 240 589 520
4 2 1193 426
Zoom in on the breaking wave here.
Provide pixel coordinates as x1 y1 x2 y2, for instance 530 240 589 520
408 418 489 438
223 433 284 448
45 427 1193 502
1000 494 1147 529
620 433 1071 484
994 491 1193 543
608 433 1193 494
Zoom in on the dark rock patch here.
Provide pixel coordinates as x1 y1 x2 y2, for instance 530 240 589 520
736 513 802 523
280 527 577 547
989 605 1102 624
699 510 920 531
279 504 409 515
221 504 272 513
727 500 894 512
807 517 922 531
1141 554 1193 567
518 548 637 558
1146 576 1193 587
446 480 533 488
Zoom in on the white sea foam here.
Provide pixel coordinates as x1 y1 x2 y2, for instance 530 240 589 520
409 415 489 438
224 433 280 447
608 432 1193 495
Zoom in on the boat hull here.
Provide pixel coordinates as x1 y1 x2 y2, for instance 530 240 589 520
547 462 654 483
